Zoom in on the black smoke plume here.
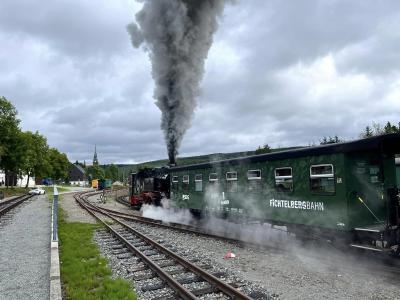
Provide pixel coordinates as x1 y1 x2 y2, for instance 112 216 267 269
128 0 229 165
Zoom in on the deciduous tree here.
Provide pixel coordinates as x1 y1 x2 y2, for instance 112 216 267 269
255 144 271 154
20 131 50 187
0 97 22 187
105 164 119 182
86 165 105 182
48 148 70 181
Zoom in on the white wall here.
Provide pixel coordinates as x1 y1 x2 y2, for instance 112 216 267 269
0 171 5 185
0 170 35 187
70 180 88 187
17 175 36 188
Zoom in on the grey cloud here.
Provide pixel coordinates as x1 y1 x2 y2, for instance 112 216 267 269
0 0 134 57
1 0 399 164
218 0 400 72
336 19 400 75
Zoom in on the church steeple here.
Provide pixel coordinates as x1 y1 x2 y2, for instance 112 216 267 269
93 145 99 166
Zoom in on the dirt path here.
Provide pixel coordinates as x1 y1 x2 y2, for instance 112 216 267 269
59 192 97 224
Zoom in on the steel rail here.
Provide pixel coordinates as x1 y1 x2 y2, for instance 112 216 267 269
75 192 199 300
0 194 33 217
93 193 400 268
75 191 254 300
92 201 286 253
83 192 400 287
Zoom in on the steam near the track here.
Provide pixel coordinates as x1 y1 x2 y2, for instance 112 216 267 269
141 197 292 247
127 0 229 165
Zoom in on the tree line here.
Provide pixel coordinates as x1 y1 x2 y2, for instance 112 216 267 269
73 160 122 184
320 121 400 145
0 96 70 187
255 120 400 152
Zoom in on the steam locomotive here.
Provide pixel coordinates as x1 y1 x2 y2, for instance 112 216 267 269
130 134 400 255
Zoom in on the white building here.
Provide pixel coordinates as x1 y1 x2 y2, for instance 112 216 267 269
68 163 88 187
17 175 36 187
0 171 4 185
0 170 35 187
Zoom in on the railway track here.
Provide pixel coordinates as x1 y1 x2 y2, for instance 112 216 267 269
96 193 400 273
75 191 269 299
0 194 34 218
92 195 295 252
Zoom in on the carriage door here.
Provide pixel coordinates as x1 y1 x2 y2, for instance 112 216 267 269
347 153 386 228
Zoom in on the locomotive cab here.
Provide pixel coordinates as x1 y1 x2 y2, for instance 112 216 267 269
130 168 170 209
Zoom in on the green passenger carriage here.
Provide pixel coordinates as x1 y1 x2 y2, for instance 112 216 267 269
169 134 400 253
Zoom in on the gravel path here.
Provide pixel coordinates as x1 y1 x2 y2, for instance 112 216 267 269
60 192 97 224
0 195 51 300
91 192 141 217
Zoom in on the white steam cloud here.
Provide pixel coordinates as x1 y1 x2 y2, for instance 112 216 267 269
127 0 230 164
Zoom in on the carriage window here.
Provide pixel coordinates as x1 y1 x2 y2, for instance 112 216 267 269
247 170 261 180
182 175 189 192
226 171 238 192
369 166 381 183
275 167 293 192
209 173 218 182
310 164 335 194
247 169 261 192
172 176 179 183
226 172 237 180
195 174 203 192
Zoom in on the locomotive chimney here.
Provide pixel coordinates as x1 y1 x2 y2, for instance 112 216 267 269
168 151 176 167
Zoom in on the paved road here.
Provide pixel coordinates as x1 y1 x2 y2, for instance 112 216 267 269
0 194 51 300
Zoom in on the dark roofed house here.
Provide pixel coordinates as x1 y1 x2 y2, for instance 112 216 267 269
68 163 88 187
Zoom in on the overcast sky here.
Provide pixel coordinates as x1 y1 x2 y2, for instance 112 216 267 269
1 0 399 164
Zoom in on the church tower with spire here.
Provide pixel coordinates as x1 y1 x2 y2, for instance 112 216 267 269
93 145 99 166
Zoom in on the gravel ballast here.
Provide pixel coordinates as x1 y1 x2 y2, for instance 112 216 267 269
88 196 400 300
68 192 399 300
136 221 400 300
93 223 272 299
0 195 51 300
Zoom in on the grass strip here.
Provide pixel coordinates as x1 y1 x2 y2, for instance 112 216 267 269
0 187 29 197
58 205 136 300
44 185 69 194
45 186 69 201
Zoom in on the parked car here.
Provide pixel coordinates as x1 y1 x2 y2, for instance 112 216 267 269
29 187 46 195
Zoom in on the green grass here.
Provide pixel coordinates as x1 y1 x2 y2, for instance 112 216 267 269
0 187 29 197
58 206 136 300
44 186 69 194
44 186 69 201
